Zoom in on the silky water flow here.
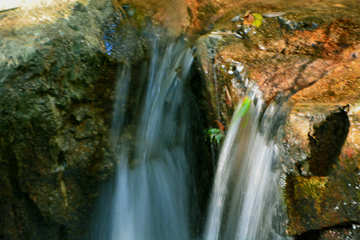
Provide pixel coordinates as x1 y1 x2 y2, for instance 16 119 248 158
204 85 292 240
90 29 292 240
89 35 196 240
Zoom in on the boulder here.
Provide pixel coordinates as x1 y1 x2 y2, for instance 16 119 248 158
193 0 360 238
0 1 119 239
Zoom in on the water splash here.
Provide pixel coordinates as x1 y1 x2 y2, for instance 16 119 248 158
204 85 292 240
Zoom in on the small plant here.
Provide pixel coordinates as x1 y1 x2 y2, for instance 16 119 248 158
205 128 225 146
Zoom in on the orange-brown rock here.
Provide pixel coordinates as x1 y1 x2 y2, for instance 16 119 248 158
194 1 360 237
286 172 360 235
192 1 360 106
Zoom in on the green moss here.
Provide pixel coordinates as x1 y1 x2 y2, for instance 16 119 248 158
295 177 328 216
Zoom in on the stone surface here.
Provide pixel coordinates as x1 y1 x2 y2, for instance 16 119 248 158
0 1 119 239
192 0 360 238
319 225 360 240
192 1 360 106
286 172 360 235
284 105 360 236
308 109 350 176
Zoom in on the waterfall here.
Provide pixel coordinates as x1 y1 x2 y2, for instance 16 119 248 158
90 21 293 239
204 85 292 240
89 35 196 240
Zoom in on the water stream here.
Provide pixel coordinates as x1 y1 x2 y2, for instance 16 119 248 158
91 26 292 240
204 86 291 240
90 34 196 240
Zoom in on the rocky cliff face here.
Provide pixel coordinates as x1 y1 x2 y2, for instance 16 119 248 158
192 0 360 239
0 1 119 239
0 1 214 238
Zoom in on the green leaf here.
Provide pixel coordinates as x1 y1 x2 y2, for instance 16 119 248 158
205 128 225 146
251 13 263 28
206 128 221 137
215 134 222 145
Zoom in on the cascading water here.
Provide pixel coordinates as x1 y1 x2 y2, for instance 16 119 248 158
90 12 293 239
204 85 292 240
89 33 196 240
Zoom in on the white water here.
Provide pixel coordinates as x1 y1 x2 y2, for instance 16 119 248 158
90 25 292 239
90 36 195 240
204 86 291 240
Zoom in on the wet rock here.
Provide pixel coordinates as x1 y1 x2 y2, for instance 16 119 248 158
191 0 360 238
285 105 360 236
308 108 350 176
296 225 360 240
286 173 360 235
319 225 360 240
194 34 230 126
0 1 118 239
193 2 360 106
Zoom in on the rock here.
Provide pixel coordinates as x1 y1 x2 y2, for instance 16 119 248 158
0 1 119 239
193 1 360 105
319 225 360 240
286 173 360 235
192 0 360 238
194 34 232 127
308 108 350 176
284 105 360 236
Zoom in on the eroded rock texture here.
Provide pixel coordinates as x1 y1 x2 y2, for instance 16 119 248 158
308 109 350 176
193 0 360 239
0 1 118 239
